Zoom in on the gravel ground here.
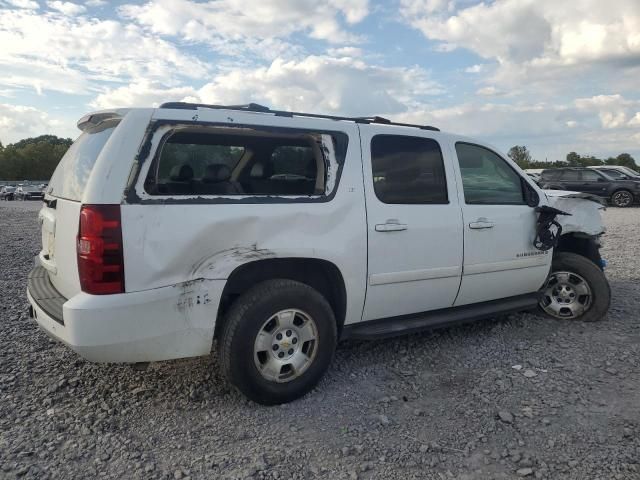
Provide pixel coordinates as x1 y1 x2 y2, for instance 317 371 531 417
1 201 639 480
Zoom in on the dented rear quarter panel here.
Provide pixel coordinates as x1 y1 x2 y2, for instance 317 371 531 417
120 111 367 326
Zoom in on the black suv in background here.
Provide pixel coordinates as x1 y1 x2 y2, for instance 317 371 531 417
540 167 640 207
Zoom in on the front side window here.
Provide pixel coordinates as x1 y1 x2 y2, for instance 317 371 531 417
371 135 448 204
580 170 604 182
560 170 580 181
455 143 524 205
145 129 338 196
541 170 559 181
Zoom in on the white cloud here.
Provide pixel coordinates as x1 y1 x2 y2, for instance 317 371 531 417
4 0 39 8
464 64 484 74
392 96 640 161
119 0 370 49
326 47 363 57
0 8 209 95
574 94 640 129
476 86 502 96
85 0 106 6
195 56 441 116
47 1 85 15
629 113 640 126
90 80 198 109
91 55 442 116
401 0 640 89
0 103 65 144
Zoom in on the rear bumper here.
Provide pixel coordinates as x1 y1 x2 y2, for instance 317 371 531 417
27 266 225 363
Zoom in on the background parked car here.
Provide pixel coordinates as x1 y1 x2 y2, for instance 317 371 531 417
14 185 45 201
0 186 16 200
589 165 640 179
540 167 640 207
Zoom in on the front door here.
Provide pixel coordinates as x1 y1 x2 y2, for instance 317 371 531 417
579 169 610 196
452 142 551 306
360 128 464 321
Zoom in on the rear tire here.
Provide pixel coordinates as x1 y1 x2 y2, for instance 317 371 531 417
610 189 633 207
219 279 337 405
539 252 610 322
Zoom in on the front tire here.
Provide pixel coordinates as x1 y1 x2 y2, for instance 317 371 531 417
611 189 633 207
219 279 337 405
539 252 610 322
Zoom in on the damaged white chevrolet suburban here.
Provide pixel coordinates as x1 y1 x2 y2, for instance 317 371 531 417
28 103 610 404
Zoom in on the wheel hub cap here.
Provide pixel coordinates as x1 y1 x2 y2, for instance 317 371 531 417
614 192 632 206
254 309 318 383
540 271 592 319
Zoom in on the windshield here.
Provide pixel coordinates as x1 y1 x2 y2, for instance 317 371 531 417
619 167 640 178
601 169 629 179
596 170 614 180
47 120 119 201
23 186 41 192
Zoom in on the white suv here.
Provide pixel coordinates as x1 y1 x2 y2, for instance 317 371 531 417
28 103 611 404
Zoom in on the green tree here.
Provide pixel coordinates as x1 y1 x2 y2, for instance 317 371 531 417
0 135 72 181
566 152 581 166
614 153 637 170
508 145 532 168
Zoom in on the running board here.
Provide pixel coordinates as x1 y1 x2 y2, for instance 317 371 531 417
341 293 540 340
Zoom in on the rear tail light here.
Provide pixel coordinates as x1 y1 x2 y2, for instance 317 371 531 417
77 204 125 295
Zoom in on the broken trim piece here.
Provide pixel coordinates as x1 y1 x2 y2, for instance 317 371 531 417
124 119 349 205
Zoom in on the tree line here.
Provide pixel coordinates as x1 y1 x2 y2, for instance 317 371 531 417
1 135 639 181
507 145 638 171
0 135 73 181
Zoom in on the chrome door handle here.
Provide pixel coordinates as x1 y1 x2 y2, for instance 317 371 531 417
469 218 495 229
375 222 408 232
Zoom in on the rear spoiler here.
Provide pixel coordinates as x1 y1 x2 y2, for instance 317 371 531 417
77 109 130 132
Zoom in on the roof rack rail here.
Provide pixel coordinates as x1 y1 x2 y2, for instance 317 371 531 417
158 102 439 131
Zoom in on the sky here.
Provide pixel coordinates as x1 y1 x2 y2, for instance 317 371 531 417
0 0 639 162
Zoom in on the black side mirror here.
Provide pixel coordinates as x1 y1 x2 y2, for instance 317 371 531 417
522 178 539 207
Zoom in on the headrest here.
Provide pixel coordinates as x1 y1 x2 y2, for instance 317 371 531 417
169 164 194 181
202 164 231 183
250 163 265 177
385 166 420 183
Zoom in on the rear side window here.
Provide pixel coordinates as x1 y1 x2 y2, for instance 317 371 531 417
47 120 119 201
371 135 448 204
541 170 560 180
560 170 580 181
145 129 336 197
455 143 524 205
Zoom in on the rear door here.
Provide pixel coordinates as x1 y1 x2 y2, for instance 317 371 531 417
360 128 463 320
40 120 121 299
558 169 582 190
452 142 550 306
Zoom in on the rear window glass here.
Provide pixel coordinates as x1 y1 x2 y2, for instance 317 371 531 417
144 129 335 197
47 120 119 201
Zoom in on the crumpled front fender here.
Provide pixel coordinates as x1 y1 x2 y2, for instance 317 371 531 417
543 190 606 236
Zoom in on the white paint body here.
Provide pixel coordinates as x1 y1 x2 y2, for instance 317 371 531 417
28 107 606 362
